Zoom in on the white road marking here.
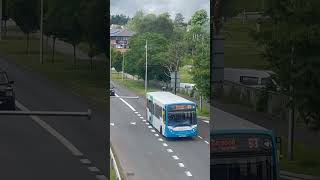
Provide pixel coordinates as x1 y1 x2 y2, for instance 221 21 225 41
178 163 185 168
151 129 156 133
130 122 136 125
204 140 209 144
203 120 209 123
115 94 136 111
96 175 108 180
139 117 143 119
134 112 138 114
198 136 203 139
167 149 173 153
154 134 159 137
137 114 141 117
145 122 149 125
185 171 192 177
142 120 146 122
110 123 115 126
148 126 152 128
80 159 91 164
172 155 179 160
158 138 163 142
16 101 83 157
163 143 168 147
88 166 100 172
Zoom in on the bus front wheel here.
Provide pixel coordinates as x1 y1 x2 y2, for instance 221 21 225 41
160 126 163 136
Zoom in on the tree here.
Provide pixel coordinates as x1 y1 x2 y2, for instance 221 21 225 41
252 0 320 130
125 32 169 82
111 14 130 25
174 13 186 27
45 0 64 62
58 0 82 66
79 0 107 70
127 11 174 39
9 0 39 54
111 48 122 72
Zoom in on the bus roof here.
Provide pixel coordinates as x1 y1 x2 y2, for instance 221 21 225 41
211 108 269 135
147 92 195 105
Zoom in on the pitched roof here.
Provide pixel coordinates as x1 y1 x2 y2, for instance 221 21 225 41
110 29 135 37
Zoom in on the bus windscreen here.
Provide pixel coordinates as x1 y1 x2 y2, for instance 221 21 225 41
167 104 196 127
211 134 275 180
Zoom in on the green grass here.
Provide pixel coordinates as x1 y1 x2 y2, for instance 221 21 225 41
197 106 209 117
180 66 193 83
222 19 269 69
111 72 158 96
110 168 116 180
279 137 320 176
0 26 107 108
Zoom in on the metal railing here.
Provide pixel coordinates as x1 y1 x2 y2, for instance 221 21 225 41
0 109 92 120
110 147 121 180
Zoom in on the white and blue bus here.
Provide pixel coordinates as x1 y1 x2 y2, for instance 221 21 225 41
146 92 198 138
210 108 281 180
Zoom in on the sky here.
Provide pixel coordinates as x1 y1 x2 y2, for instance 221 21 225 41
110 0 210 22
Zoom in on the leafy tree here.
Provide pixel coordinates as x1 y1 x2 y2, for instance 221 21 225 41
79 0 107 70
125 32 169 82
127 11 174 39
111 14 130 25
174 13 186 27
252 0 320 130
58 0 82 65
111 48 123 72
8 0 39 54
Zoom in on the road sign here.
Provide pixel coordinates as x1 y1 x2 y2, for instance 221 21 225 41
170 72 180 88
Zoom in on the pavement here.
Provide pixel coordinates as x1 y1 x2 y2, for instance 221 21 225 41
0 56 108 179
110 81 210 180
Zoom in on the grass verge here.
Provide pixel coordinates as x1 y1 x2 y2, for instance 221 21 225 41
0 27 106 108
223 18 269 69
279 137 320 176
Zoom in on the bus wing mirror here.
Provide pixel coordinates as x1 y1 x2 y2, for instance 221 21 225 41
276 136 283 160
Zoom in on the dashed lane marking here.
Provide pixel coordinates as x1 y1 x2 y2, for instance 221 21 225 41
185 171 192 177
172 155 179 160
167 149 173 153
178 163 185 168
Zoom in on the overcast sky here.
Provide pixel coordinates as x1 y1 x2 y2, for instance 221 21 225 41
111 0 210 22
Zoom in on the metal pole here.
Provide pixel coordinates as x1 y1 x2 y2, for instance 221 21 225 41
0 109 92 120
174 70 177 94
122 52 124 81
40 0 43 64
145 40 148 93
0 0 2 41
110 47 112 79
288 46 295 161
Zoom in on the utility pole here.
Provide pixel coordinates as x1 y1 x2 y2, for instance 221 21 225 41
122 52 124 81
40 0 43 64
145 40 148 93
288 46 295 161
0 0 2 41
110 47 112 79
174 70 177 94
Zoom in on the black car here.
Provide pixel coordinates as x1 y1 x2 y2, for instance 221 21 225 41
0 71 15 110
110 87 115 96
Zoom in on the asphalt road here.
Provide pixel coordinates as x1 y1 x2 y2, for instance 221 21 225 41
110 81 210 180
0 57 108 180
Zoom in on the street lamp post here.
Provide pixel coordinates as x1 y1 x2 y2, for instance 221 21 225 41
122 52 124 81
0 0 2 41
145 40 148 93
40 0 43 64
